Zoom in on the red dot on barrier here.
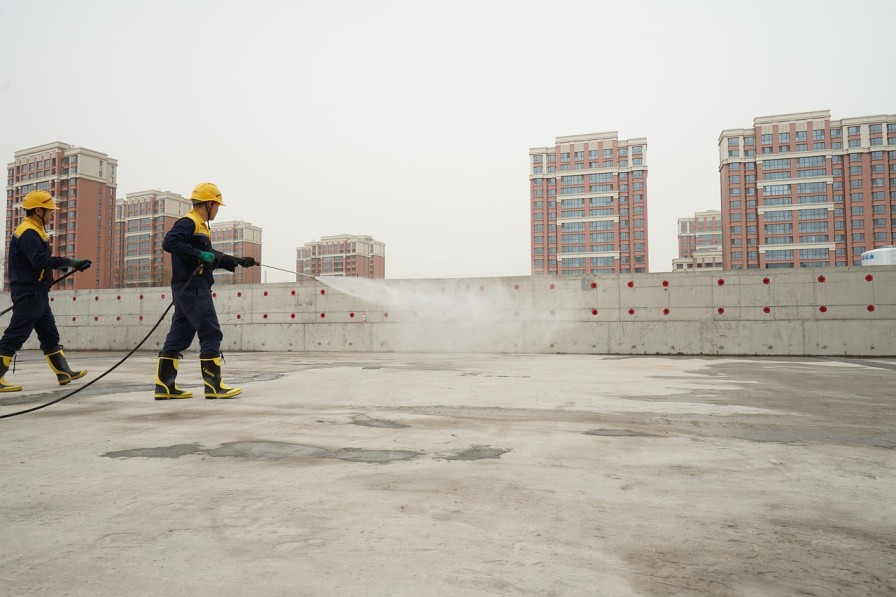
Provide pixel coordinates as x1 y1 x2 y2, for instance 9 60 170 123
320 313 326 318
591 282 597 289
237 314 242 320
550 309 556 316
94 296 99 301
628 308 635 315
116 316 121 321
50 297 54 302
867 305 875 312
819 306 828 313
72 296 77 301
139 294 144 300
117 295 121 300
290 313 296 319
865 274 873 282
161 294 166 300
94 316 99 321
71 316 76 321
139 316 144 321
662 280 669 287
350 312 355 318
237 291 242 297
291 290 296 296
263 314 268 319
717 307 725 314
513 284 520 290
817 275 825 283
320 289 326 295
549 283 555 290
627 281 634 288
717 279 725 286
762 277 770 285
591 309 598 316
663 308 670 315
384 312 390 318
263 291 269 297
763 307 771 314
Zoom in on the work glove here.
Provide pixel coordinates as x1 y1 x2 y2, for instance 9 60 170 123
73 259 92 272
237 256 258 267
199 251 215 265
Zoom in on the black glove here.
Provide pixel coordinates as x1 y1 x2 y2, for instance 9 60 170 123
61 258 91 271
238 257 258 267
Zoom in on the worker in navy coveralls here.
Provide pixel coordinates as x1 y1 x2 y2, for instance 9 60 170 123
154 182 257 400
0 190 92 392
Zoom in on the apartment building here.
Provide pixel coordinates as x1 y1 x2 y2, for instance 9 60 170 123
6 142 118 289
673 210 723 271
211 220 262 285
114 190 192 287
296 234 385 279
719 110 896 269
529 132 649 276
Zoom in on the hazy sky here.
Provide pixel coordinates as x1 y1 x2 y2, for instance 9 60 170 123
2 0 893 282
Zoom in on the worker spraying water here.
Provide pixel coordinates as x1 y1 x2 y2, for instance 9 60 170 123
154 182 258 400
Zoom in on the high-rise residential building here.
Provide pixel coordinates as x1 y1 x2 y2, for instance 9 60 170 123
673 210 723 271
719 110 896 269
6 142 118 289
529 132 649 276
210 220 262 285
296 234 385 279
114 190 192 287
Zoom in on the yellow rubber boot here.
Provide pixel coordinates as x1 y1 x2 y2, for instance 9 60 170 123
0 353 22 392
200 354 242 399
43 345 87 385
154 353 193 400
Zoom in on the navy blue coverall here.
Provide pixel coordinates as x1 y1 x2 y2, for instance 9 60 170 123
0 218 73 354
160 209 239 357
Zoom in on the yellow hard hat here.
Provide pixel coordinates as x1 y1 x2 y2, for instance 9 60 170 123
191 182 225 205
22 190 58 210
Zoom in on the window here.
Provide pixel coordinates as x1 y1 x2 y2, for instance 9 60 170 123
766 249 794 260
778 132 790 143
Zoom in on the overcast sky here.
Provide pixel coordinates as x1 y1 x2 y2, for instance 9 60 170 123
2 0 893 282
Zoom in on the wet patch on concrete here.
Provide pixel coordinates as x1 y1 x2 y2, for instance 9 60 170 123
208 441 328 458
351 414 408 428
584 429 659 437
103 443 204 458
446 445 510 460
132 412 204 421
327 448 420 462
103 440 421 464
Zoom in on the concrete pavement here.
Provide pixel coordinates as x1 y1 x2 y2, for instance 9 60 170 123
1 351 894 596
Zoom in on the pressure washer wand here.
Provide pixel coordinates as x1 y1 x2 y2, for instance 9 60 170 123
259 263 316 279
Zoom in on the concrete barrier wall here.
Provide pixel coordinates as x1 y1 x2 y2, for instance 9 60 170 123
6 265 895 356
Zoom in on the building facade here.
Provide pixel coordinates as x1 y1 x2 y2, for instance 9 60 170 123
6 142 118 289
210 220 262 285
529 132 649 276
296 234 385 279
114 190 192 287
673 209 723 271
719 110 896 269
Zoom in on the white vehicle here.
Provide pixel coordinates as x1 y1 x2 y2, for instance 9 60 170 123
861 247 896 266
